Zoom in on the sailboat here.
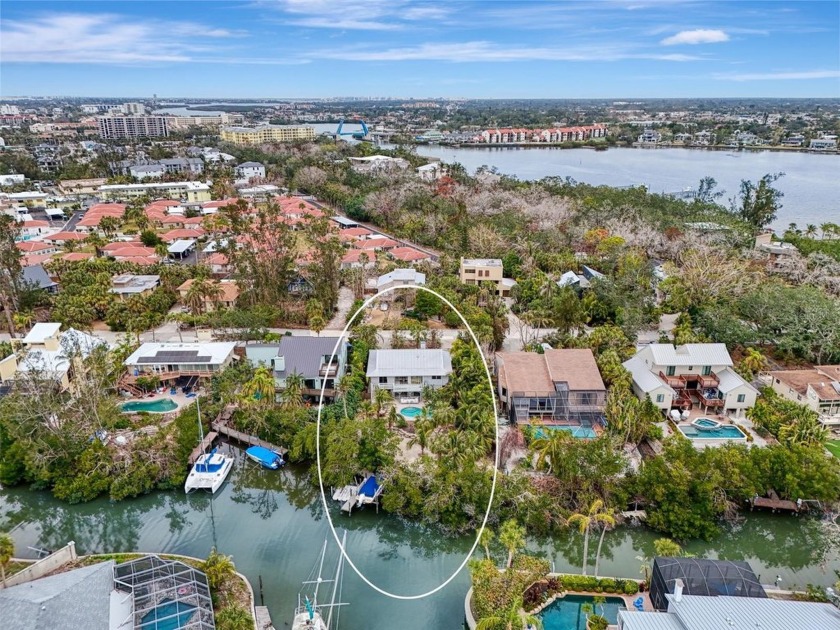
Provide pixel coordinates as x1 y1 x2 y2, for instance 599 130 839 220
292 532 349 630
184 394 233 494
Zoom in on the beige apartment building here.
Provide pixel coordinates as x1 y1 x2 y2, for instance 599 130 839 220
220 124 316 145
458 258 516 297
769 366 840 426
98 181 211 203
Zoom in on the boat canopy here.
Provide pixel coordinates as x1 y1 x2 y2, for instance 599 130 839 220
359 475 380 498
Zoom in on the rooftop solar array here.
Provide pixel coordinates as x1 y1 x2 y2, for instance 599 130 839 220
137 350 213 363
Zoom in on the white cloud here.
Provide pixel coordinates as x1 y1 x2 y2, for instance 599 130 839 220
269 0 449 30
0 13 243 64
715 69 840 81
661 29 729 45
309 41 702 62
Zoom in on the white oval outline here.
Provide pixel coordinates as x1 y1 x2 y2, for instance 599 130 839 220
316 284 500 600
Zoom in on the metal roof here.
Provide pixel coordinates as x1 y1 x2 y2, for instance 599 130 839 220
376 268 426 289
617 611 684 630
168 238 196 254
0 560 114 630
666 594 840 630
23 322 61 344
245 336 345 378
624 355 674 394
366 349 452 378
647 344 734 368
21 264 57 291
461 258 502 267
125 342 236 367
716 367 759 394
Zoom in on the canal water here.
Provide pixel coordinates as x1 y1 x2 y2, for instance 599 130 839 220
407 145 840 231
2 444 839 630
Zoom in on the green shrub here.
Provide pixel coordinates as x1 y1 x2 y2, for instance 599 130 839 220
624 581 639 595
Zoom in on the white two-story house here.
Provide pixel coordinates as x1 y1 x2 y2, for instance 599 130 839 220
623 343 758 418
366 349 451 401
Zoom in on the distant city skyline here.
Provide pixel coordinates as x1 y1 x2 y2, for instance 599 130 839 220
1 0 838 99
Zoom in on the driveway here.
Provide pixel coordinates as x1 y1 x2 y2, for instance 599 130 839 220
325 286 355 331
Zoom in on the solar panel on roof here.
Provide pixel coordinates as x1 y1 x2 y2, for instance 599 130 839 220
136 350 212 363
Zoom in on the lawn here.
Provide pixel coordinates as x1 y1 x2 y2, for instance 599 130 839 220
826 440 840 459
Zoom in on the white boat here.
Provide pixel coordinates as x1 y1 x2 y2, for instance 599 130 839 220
184 394 233 494
292 533 348 630
185 448 234 493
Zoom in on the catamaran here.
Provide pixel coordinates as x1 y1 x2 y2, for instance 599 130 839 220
184 394 233 494
292 532 348 630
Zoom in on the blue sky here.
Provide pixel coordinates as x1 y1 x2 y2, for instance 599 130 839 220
1 0 838 98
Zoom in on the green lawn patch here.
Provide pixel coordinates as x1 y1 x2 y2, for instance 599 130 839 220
826 440 840 459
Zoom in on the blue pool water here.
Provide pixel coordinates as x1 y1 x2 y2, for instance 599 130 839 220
139 600 197 630
533 425 597 439
539 594 625 630
400 406 424 419
678 424 746 440
121 399 179 413
694 418 720 428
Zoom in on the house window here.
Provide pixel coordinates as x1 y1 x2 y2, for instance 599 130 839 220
432 376 442 380
666 366 676 376
395 377 409 385
702 366 712 376
410 376 422 384
656 394 665 403
379 377 388 384
688 366 693 372
465 268 475 274
501 387 507 397
737 394 746 403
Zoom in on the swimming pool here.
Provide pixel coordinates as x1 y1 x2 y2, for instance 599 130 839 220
400 406 424 419
539 594 625 630
139 599 197 630
532 425 597 439
121 399 179 413
678 424 746 440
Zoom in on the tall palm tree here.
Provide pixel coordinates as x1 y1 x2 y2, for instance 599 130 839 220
779 408 829 447
373 387 393 417
336 374 352 419
408 416 434 455
592 505 616 577
281 372 305 410
0 531 15 583
740 347 767 378
475 596 542 630
479 527 495 561
805 224 818 238
12 311 33 337
498 518 526 569
568 499 615 576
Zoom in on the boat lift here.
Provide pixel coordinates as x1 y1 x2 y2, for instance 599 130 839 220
332 474 383 515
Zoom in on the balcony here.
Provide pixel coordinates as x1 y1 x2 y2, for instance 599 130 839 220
319 362 339 378
658 371 720 388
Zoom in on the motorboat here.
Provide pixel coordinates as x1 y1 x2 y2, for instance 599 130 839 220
184 447 234 493
292 532 348 630
246 445 285 470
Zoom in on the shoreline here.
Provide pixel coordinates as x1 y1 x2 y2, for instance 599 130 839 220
410 142 838 155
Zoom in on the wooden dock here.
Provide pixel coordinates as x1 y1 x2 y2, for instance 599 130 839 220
210 421 288 456
188 431 218 465
255 605 274 630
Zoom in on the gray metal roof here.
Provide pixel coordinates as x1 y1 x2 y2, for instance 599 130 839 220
647 344 734 368
667 594 840 630
716 367 759 394
21 264 57 290
366 349 452 378
246 336 344 378
0 560 114 630
376 268 425 289
237 161 264 168
617 611 684 630
624 355 674 394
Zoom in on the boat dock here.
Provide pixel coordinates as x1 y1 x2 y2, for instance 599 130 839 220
333 475 383 515
255 605 274 630
210 404 288 456
750 490 802 513
188 431 218 465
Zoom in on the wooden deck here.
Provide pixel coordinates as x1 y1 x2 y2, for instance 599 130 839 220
211 421 288 456
188 431 218 465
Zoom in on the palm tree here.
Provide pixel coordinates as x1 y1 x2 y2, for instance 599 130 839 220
479 527 495 561
531 428 574 474
167 312 185 343
592 505 616 578
779 408 829 447
12 311 33 337
498 518 526 569
373 386 393 417
336 374 352 419
475 596 542 630
740 348 767 378
0 531 14 584
282 372 305 410
805 224 818 238
241 366 276 408
408 416 434 455
567 499 615 576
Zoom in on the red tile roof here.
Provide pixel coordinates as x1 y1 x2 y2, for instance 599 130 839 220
22 253 53 266
355 237 398 250
389 247 430 262
109 246 158 258
61 252 95 262
48 231 87 241
161 228 205 242
16 241 54 253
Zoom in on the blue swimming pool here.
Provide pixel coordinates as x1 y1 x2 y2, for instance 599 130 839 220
401 406 424 419
678 424 747 440
533 425 597 439
539 594 625 630
121 399 179 413
139 600 197 630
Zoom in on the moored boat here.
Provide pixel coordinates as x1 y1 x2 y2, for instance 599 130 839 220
292 532 348 630
246 445 285 470
185 447 234 493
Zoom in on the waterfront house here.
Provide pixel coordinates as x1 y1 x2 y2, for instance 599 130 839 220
495 349 606 426
459 258 516 297
622 344 758 417
367 349 451 401
109 273 160 299
619 593 839 630
809 136 837 150
245 335 348 400
769 365 840 426
123 342 237 385
2 323 107 393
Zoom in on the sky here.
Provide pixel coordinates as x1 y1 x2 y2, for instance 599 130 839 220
1 0 839 99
